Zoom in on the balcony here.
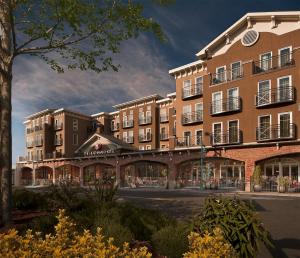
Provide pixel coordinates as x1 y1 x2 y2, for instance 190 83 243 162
182 83 203 99
123 136 134 144
26 142 34 148
255 86 295 107
160 114 169 123
138 134 152 142
54 138 63 146
256 124 296 142
182 111 203 125
210 67 243 85
175 136 203 148
210 97 241 115
34 125 43 131
211 130 243 146
54 122 63 130
253 53 294 74
138 116 152 125
111 123 120 132
122 120 134 128
34 139 43 147
160 133 169 141
26 128 34 134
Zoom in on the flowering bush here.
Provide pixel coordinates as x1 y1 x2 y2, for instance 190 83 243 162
183 228 236 258
0 210 151 258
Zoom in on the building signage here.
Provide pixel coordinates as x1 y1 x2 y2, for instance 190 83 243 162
83 149 115 156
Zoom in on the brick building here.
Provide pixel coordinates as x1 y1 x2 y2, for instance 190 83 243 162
16 11 300 191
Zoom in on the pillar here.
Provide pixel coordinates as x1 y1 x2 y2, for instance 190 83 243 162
167 161 177 189
115 162 121 187
32 168 36 186
79 167 84 187
52 165 56 185
245 159 255 192
14 166 22 186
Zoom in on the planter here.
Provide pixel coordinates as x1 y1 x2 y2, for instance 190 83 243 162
278 185 286 193
253 184 262 192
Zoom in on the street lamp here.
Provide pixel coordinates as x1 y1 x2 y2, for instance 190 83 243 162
199 143 207 190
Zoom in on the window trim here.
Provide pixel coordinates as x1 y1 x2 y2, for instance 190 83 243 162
278 46 292 67
212 122 223 145
212 91 223 114
230 61 242 80
216 65 227 82
259 51 272 70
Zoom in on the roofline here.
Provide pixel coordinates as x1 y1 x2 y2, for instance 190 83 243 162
156 97 171 104
25 109 56 120
196 11 300 58
167 92 176 98
91 112 109 117
169 60 203 75
109 110 120 115
53 108 91 118
112 94 163 109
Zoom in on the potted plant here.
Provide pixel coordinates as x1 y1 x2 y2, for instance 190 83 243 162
278 176 289 193
253 165 263 192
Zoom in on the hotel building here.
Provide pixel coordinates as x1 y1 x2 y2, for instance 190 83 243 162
16 11 300 192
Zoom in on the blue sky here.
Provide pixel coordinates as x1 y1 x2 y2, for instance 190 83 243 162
12 0 300 165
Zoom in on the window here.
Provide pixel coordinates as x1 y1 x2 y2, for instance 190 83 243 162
161 145 166 149
73 119 78 131
216 66 226 83
146 110 151 123
258 115 271 140
231 61 241 80
212 91 222 114
228 88 239 111
146 128 151 140
146 145 151 150
184 131 191 146
278 112 292 138
228 120 239 143
277 75 292 102
260 52 272 71
123 132 127 142
213 123 222 144
279 47 292 67
195 77 203 94
196 130 202 145
195 103 203 121
139 146 145 150
257 80 271 105
73 133 78 145
161 127 167 139
128 131 134 143
183 80 192 98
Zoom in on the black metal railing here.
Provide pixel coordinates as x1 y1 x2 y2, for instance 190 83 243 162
138 116 152 125
160 114 169 123
175 136 203 148
111 123 120 131
34 125 43 131
138 134 152 142
54 122 63 130
54 138 63 145
26 128 34 134
182 111 203 125
210 67 243 85
211 130 243 145
122 120 134 128
256 123 296 141
34 139 43 147
253 52 294 74
182 83 203 99
255 86 295 107
26 141 34 148
210 97 241 115
160 133 169 141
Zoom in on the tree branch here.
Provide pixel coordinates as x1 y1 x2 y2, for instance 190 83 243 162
8 2 17 55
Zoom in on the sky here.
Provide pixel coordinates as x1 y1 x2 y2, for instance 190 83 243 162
12 0 300 165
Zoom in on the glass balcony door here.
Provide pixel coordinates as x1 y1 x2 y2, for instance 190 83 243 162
258 80 270 105
259 116 271 140
279 113 291 138
278 76 291 102
228 120 238 143
228 88 238 111
279 47 292 67
212 92 222 114
184 131 191 146
260 52 272 71
213 123 222 144
231 61 241 80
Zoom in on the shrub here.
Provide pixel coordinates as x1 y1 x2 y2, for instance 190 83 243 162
192 196 273 258
253 165 263 185
152 222 190 258
0 210 151 258
12 189 48 210
184 227 236 258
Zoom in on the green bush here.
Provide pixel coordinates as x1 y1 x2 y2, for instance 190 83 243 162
12 189 48 210
152 222 190 258
192 196 273 258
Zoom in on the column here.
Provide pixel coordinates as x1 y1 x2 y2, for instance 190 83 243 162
245 159 255 192
167 161 177 189
115 162 121 187
79 167 84 187
52 165 56 185
14 166 21 186
32 168 36 186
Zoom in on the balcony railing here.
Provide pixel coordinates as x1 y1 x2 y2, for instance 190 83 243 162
123 136 134 143
26 128 34 134
256 123 296 142
26 142 34 148
160 133 169 141
210 67 243 85
138 134 152 142
54 122 63 130
182 83 203 99
182 111 203 125
175 136 203 148
54 138 63 145
255 86 295 107
138 116 152 125
111 123 120 131
160 114 169 123
253 52 294 74
34 139 43 147
211 130 243 145
122 120 134 128
210 97 241 115
34 125 43 131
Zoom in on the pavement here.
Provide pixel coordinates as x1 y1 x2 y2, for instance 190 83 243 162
117 188 300 258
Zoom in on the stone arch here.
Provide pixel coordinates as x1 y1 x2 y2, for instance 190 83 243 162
35 166 53 186
20 167 33 186
120 160 168 188
55 164 81 184
83 163 115 186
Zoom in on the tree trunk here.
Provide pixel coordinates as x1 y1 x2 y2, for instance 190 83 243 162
0 0 13 226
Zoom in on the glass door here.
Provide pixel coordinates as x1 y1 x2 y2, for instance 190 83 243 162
228 120 239 143
231 61 241 80
213 123 222 144
258 80 270 105
279 113 291 138
212 92 222 114
260 52 272 71
280 48 291 67
278 76 291 102
259 116 271 140
228 88 238 111
184 131 191 146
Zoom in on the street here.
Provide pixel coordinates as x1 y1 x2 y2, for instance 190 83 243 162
117 188 300 258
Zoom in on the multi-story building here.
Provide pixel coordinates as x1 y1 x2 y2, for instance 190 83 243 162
16 11 300 192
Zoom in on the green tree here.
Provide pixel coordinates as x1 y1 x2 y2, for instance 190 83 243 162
0 0 169 226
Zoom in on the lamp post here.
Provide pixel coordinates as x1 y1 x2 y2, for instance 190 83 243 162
199 144 207 191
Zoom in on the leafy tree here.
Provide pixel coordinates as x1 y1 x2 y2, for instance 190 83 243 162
0 0 169 226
